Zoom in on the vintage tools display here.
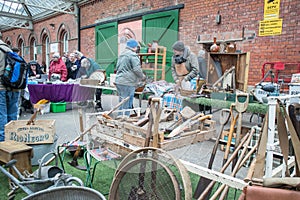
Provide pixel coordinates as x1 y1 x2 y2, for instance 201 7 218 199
193 108 231 199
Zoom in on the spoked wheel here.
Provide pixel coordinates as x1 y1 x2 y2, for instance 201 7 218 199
109 147 192 200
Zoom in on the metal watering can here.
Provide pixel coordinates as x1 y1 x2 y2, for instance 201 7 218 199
33 152 64 180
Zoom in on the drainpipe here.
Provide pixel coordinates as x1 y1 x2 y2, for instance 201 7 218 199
74 3 81 51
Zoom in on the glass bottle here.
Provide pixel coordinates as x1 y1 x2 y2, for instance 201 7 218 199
210 37 220 52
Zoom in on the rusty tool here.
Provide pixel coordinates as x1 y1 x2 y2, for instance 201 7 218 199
193 108 231 199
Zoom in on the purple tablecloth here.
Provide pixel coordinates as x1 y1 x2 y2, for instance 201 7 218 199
28 84 95 104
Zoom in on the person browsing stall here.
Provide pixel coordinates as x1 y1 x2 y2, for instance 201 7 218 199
49 52 68 81
65 53 79 80
115 39 146 116
77 57 103 110
0 33 20 141
28 60 44 79
171 41 198 88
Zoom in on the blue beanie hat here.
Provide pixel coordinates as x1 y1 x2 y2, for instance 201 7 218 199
126 39 138 49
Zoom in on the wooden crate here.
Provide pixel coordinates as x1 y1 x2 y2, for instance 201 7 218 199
80 79 100 86
123 119 216 151
0 141 33 177
5 120 56 144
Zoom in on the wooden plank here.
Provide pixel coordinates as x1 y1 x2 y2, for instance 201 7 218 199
180 159 247 190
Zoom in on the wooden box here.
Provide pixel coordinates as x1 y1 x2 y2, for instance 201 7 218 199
0 141 33 177
123 119 216 151
5 120 56 144
80 79 100 86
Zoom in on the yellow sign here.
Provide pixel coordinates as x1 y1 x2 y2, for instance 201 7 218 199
259 19 282 36
264 0 280 19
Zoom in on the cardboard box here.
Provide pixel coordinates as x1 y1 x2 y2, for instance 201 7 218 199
5 120 56 144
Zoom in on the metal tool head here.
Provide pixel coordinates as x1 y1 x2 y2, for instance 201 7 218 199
235 93 249 113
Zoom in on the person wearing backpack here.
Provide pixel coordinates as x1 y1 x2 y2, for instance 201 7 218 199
0 32 20 141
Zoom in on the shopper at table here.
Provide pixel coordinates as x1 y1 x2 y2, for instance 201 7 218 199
171 41 198 88
66 53 79 80
0 32 20 141
115 38 146 116
77 57 103 110
74 50 86 71
28 60 44 79
49 52 68 82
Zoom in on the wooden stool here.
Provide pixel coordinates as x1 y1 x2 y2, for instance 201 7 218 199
0 141 33 177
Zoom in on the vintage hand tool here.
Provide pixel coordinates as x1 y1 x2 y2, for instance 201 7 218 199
102 96 130 119
232 93 249 170
193 108 231 199
222 104 238 166
165 112 204 138
198 131 250 199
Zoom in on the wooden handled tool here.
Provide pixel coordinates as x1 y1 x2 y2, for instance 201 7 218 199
193 109 231 199
211 127 255 200
102 96 130 119
198 131 250 199
165 112 204 138
222 105 238 166
232 93 249 170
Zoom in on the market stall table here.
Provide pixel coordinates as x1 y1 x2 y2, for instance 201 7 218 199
28 83 95 104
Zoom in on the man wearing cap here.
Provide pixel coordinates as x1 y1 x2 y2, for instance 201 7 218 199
0 32 20 141
171 41 198 88
115 38 146 116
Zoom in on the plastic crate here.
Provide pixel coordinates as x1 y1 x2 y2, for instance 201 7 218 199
50 102 66 113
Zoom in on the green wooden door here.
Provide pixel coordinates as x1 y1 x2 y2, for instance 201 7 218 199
142 10 179 82
95 22 118 76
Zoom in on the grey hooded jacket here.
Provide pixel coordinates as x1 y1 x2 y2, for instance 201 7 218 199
115 48 144 87
0 40 12 91
171 47 199 82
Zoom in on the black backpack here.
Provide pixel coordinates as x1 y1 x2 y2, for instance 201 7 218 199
1 51 28 89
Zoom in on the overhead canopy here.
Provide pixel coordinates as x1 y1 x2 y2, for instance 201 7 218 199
0 0 87 31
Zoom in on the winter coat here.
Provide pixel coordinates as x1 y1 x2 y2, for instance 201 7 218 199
65 59 79 80
0 40 13 91
115 48 144 87
171 47 199 82
28 63 44 78
49 58 68 81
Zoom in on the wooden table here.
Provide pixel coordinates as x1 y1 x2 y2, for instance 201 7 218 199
80 84 144 108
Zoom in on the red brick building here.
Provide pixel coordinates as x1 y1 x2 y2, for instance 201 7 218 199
2 0 299 86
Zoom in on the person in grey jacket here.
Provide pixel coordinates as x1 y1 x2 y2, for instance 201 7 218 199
171 41 198 88
115 38 146 116
0 32 20 141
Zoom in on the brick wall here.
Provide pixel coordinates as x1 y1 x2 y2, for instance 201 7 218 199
2 0 299 85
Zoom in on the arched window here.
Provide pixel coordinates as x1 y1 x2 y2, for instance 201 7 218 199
17 39 25 57
60 31 69 56
41 33 50 73
29 37 37 60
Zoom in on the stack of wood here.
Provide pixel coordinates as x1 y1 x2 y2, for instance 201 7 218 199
94 98 216 151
